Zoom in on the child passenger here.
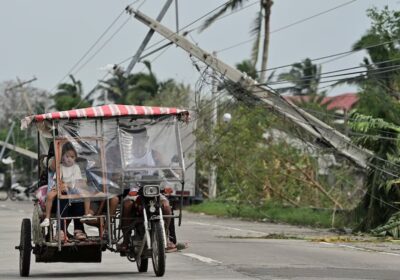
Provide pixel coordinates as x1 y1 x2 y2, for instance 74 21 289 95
40 142 90 240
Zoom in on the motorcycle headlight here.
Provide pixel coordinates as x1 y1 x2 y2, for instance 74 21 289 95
143 185 160 197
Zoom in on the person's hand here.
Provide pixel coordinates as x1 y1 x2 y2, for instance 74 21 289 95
59 183 68 194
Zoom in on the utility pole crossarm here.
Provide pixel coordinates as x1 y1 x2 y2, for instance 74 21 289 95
127 8 372 168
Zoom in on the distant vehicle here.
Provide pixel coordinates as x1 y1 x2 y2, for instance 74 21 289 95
8 181 37 201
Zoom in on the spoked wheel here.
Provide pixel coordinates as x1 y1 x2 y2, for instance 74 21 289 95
151 220 166 277
19 218 32 277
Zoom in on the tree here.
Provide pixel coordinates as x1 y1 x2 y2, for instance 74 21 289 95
145 79 191 108
341 7 400 232
52 75 90 111
349 113 400 231
340 7 400 98
235 59 259 81
99 61 159 105
277 58 321 96
201 0 273 82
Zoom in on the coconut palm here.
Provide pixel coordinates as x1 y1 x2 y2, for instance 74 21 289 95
235 59 259 80
52 75 90 111
99 61 159 105
335 7 400 98
201 0 273 82
277 58 321 96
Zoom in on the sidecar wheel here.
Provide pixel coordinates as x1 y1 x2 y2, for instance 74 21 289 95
19 218 32 277
151 220 165 277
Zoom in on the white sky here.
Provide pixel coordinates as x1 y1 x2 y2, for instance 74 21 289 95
0 0 398 97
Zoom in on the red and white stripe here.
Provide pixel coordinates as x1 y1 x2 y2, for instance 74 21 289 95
21 104 189 129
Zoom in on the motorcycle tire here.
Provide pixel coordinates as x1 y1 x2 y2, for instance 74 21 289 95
19 218 32 277
151 220 166 277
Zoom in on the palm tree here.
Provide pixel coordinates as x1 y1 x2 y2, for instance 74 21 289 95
124 62 159 105
277 58 321 96
145 79 191 108
201 0 273 82
235 59 259 80
52 75 90 111
336 7 400 98
99 61 159 105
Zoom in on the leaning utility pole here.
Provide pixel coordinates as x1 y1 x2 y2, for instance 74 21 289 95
126 7 372 169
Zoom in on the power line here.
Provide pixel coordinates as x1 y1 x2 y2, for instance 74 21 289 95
51 9 127 93
267 63 400 87
216 0 358 54
74 17 131 76
77 0 245 105
258 39 400 74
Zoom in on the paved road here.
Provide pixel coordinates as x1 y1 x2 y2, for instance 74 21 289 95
1 199 400 279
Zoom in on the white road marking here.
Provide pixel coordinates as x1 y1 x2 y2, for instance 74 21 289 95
188 221 266 235
182 253 222 264
320 242 400 256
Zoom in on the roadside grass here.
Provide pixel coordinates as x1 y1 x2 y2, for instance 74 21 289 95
187 200 348 229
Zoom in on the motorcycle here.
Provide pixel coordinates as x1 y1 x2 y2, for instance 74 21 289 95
8 181 37 201
124 175 167 276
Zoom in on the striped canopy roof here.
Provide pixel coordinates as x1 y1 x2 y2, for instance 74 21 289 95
21 104 189 129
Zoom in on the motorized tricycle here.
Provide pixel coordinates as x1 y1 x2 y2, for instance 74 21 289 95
16 104 189 277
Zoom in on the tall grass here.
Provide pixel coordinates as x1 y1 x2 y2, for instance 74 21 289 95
187 200 349 228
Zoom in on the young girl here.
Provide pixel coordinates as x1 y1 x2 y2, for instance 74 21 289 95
40 142 89 240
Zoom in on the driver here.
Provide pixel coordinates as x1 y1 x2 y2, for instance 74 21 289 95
119 127 177 253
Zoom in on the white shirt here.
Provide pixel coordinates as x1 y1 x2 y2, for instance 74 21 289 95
61 164 82 184
128 149 155 168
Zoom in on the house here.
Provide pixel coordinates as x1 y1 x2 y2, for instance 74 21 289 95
284 93 359 123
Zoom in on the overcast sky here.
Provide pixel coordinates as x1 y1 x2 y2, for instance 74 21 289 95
0 0 398 97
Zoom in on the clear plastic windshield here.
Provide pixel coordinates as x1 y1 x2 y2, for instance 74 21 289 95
54 116 184 200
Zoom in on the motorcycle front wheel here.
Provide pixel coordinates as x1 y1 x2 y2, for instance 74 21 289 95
151 220 166 277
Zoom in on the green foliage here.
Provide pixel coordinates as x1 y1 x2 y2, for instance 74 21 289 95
52 75 90 111
235 60 259 81
99 61 191 107
277 58 321 96
144 79 191 108
349 112 400 231
351 6 400 93
188 200 342 228
342 6 400 233
196 104 271 204
356 84 400 125
195 101 353 209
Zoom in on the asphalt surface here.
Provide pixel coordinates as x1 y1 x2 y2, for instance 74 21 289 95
1 199 400 279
